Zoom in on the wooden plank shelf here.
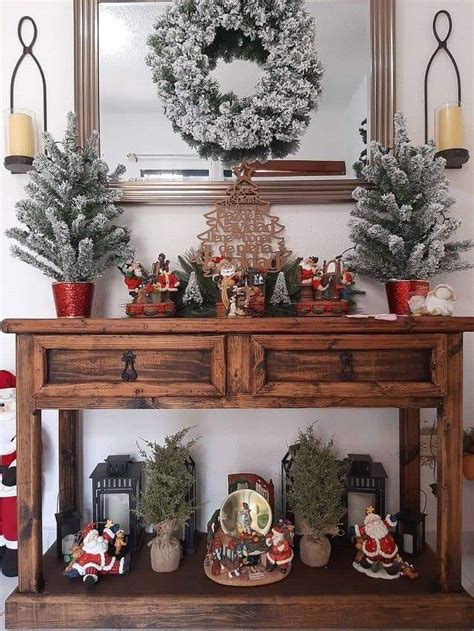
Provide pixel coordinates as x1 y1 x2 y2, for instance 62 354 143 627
6 535 474 629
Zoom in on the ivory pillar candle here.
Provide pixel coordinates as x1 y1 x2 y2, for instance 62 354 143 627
7 112 35 157
435 102 464 151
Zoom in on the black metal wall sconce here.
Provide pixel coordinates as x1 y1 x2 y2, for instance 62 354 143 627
4 16 47 174
424 10 469 169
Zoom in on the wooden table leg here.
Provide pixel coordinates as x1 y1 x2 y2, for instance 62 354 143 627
437 333 463 592
399 408 421 513
58 410 79 512
16 335 44 593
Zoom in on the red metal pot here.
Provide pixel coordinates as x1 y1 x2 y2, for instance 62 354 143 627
52 282 95 318
385 280 430 315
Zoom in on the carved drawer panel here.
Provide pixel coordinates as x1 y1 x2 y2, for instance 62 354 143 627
33 335 225 400
251 334 447 398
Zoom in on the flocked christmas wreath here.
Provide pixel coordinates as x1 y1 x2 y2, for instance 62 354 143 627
147 0 323 165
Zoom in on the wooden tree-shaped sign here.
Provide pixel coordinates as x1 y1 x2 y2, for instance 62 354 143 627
196 164 291 275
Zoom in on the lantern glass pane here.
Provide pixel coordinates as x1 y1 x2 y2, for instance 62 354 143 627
101 493 130 533
348 491 375 527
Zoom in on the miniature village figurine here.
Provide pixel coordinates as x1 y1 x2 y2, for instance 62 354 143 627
352 507 417 580
121 254 179 317
63 520 129 588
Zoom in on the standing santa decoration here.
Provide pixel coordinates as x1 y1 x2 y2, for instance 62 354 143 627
0 370 18 577
352 507 400 579
265 525 294 574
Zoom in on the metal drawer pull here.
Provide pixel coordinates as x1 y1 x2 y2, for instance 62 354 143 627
121 351 138 382
340 350 356 381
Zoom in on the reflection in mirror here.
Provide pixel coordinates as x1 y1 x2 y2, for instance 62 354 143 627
99 0 370 182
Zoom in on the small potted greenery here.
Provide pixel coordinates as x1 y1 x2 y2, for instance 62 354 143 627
287 425 347 567
6 112 132 317
136 427 198 573
463 428 474 480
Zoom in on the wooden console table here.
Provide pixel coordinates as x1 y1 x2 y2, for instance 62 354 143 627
2 316 474 628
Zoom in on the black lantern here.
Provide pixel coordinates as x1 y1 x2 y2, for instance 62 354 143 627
343 454 387 538
183 456 197 555
281 448 295 525
90 455 144 552
54 508 81 561
396 510 426 557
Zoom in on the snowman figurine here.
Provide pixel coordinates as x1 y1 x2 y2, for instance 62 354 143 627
424 284 456 316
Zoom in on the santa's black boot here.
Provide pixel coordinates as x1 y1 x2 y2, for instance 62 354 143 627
360 557 372 570
0 545 6 567
84 575 97 589
385 562 400 576
2 549 17 577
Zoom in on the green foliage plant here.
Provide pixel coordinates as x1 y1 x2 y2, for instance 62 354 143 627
287 425 347 540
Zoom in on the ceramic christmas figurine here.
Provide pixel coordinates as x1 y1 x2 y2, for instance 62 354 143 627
408 284 456 316
205 256 265 318
204 478 294 586
352 507 400 579
265 525 294 574
121 254 179 317
297 256 356 316
63 520 129 587
0 371 18 577
424 284 456 316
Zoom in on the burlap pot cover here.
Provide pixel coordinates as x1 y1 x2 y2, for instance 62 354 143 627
299 534 331 567
148 519 181 573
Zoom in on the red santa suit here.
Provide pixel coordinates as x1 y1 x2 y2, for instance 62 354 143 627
355 512 398 566
72 523 126 584
0 370 17 577
266 526 294 568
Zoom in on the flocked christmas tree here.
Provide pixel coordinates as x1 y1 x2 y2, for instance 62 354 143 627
270 271 291 305
182 271 204 307
347 112 472 282
6 112 133 282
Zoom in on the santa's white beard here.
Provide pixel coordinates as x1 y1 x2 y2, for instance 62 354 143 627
83 537 108 555
365 520 388 540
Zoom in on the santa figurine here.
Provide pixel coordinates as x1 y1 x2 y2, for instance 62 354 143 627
0 370 18 577
353 506 400 579
64 520 129 588
265 525 294 574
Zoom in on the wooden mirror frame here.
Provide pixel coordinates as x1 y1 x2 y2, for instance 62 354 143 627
74 0 395 205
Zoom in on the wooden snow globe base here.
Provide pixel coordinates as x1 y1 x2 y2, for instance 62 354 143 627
204 529 292 587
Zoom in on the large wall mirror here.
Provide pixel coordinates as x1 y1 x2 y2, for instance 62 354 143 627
74 0 395 204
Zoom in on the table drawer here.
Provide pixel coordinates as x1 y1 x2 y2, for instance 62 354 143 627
251 334 447 398
33 335 225 399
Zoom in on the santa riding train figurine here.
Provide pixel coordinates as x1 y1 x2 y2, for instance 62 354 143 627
64 520 129 587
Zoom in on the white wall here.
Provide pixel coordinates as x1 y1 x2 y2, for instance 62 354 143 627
1 0 473 539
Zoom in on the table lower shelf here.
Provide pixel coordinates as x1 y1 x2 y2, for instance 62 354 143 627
6 535 474 628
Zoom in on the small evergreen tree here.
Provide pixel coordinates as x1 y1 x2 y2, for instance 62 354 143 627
287 425 347 539
6 112 133 282
270 271 291 305
347 112 472 282
182 270 204 307
136 427 198 529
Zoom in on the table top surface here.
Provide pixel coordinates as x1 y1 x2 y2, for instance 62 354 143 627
3 315 474 334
